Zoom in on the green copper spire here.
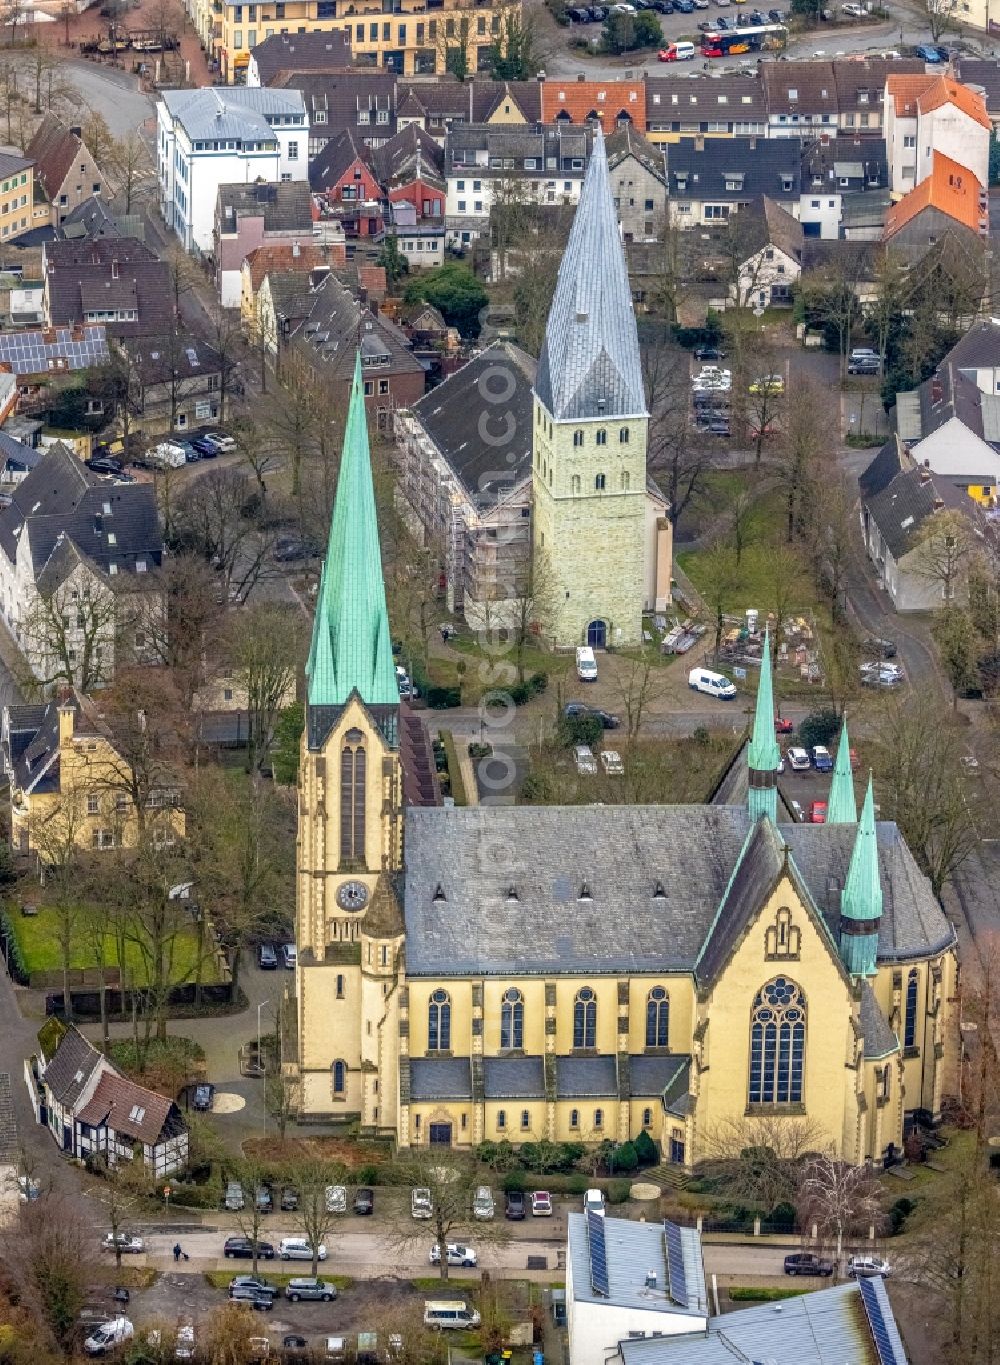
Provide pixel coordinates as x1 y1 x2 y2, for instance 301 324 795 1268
839 776 882 977
827 716 857 825
306 352 399 709
748 625 780 824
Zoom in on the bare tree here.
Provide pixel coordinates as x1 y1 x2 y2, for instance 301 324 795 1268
643 329 713 533
912 508 976 605
173 466 277 604
774 377 830 543
613 648 663 744
697 542 743 656
699 1114 825 1215
29 778 89 1021
288 1159 347 1277
202 1301 267 1365
383 1152 508 1281
795 1152 884 1280
9 1196 91 1353
93 1156 147 1270
16 571 120 696
264 1070 300 1142
224 604 304 775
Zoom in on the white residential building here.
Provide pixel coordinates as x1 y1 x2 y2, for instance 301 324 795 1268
566 1213 708 1365
884 73 990 194
156 87 308 254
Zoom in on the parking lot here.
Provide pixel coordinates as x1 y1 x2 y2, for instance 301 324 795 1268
562 0 788 50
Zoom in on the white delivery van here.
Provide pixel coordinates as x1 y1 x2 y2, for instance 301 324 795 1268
424 1302 482 1330
576 646 598 681
670 40 696 58
147 441 188 468
688 667 737 700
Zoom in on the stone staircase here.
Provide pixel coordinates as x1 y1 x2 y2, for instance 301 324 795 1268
641 1163 691 1192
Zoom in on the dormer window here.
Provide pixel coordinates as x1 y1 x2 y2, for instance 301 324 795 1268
788 88 797 101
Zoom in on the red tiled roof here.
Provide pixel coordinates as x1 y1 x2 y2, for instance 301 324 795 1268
540 80 646 129
26 115 85 201
245 242 335 293
76 1070 175 1146
884 152 986 239
886 73 937 117
917 74 991 130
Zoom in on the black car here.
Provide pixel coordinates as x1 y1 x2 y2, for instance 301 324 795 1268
784 1252 834 1277
655 0 675 11
564 701 621 730
258 943 278 970
280 1186 299 1211
190 436 220 458
506 1190 526 1220
934 44 950 60
193 1082 215 1111
86 457 124 476
225 1238 276 1260
863 635 897 659
768 7 783 17
354 1187 375 1215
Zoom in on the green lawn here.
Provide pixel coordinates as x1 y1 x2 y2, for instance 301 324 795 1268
6 903 220 985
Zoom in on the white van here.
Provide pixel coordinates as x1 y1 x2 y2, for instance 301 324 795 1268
576 646 598 682
147 441 188 468
688 667 737 700
423 1302 482 1330
668 40 696 59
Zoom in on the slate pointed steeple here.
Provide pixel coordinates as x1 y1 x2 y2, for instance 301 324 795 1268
533 127 647 422
306 352 398 709
839 776 883 977
748 626 780 825
827 716 857 825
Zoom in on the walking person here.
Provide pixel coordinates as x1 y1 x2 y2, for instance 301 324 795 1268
173 1243 182 1263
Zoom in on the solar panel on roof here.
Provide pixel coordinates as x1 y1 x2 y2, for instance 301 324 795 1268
587 1208 609 1297
664 1222 688 1308
860 1276 906 1365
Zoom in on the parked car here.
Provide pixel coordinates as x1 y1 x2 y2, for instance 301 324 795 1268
863 635 897 659
224 1181 245 1211
274 538 313 563
325 1185 347 1213
472 1186 495 1220
574 744 598 776
193 1082 215 1111
914 42 944 61
784 1252 834 1277
429 1244 478 1267
86 457 124 476
229 1277 278 1298
190 436 220 458
807 800 827 824
280 1187 299 1211
531 1190 553 1216
774 716 794 734
841 3 866 15
600 749 624 775
694 344 726 361
282 943 296 970
583 1189 606 1217
847 356 880 375
225 1238 276 1260
411 1188 433 1219
933 43 950 59
258 944 278 970
786 747 810 772
748 373 784 394
564 701 621 729
810 745 833 772
505 1190 526 1220
279 1239 327 1261
768 6 783 16
255 1186 273 1213
175 1326 196 1361
202 430 236 451
286 1279 337 1303
860 661 904 688
102 1233 145 1254
229 1288 274 1311
847 1254 891 1278
85 1318 134 1356
354 1187 375 1215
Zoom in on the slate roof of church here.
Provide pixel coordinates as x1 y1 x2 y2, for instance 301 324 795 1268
483 1057 545 1099
860 981 898 1060
534 128 646 422
409 1057 472 1101
403 807 953 978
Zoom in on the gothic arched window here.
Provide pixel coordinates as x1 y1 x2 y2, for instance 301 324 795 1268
331 1060 346 1096
500 988 524 1050
339 731 366 864
573 429 584 447
748 976 806 1106
572 474 581 494
619 427 629 444
428 988 451 1051
646 986 669 1048
596 429 607 446
574 987 597 1049
904 968 919 1049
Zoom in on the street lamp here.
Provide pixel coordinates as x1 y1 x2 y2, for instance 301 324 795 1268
257 999 270 1071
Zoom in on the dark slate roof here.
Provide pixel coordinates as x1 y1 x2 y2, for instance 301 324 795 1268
372 123 445 189
402 807 953 978
291 273 423 385
121 334 223 386
832 56 925 110
0 152 30 180
483 1056 545 1099
59 197 132 242
0 429 40 475
76 1069 180 1146
10 700 60 794
472 80 542 124
761 61 838 117
859 436 907 501
630 1054 690 1099
605 124 667 186
217 180 313 234
409 1057 473 1100
26 116 88 200
662 1058 695 1117
954 57 1000 115
938 317 1000 371
410 342 535 507
735 195 804 264
310 127 377 193
44 239 172 337
397 77 470 121
860 981 898 1060
556 1055 617 1098
666 137 801 202
800 238 882 278
0 442 163 584
801 136 887 191
863 464 971 560
40 1023 104 1106
445 123 592 181
645 75 767 129
250 28 353 85
271 70 397 143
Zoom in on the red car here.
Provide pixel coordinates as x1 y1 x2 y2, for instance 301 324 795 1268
807 801 827 824
775 716 794 734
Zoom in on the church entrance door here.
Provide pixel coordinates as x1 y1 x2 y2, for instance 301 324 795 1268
587 620 607 649
669 1135 685 1165
429 1123 452 1146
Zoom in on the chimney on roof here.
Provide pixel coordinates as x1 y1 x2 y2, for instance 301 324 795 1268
292 239 300 257
933 495 945 509
577 72 585 81
111 258 119 279
69 125 81 139
919 467 932 484
57 699 75 749
931 376 943 404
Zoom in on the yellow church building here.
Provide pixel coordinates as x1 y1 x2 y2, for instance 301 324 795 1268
290 142 959 1171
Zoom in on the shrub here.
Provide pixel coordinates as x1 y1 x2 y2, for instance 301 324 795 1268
520 770 555 802
692 725 711 746
565 1174 589 1195
529 672 548 696
559 713 603 748
606 1179 631 1205
426 686 462 709
355 1163 381 1186
768 1201 796 1230
468 742 493 760
889 1196 916 1235
0 911 29 985
615 1141 639 1174
634 1130 659 1167
502 1170 526 1193
797 707 841 750
729 1287 805 1303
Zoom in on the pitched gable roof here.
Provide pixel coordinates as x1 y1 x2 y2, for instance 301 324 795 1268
217 180 314 233
249 28 353 84
738 194 804 263
540 79 646 129
39 1023 105 1107
917 74 991 129
884 153 986 239
26 116 89 200
474 79 541 123
244 242 334 294
372 123 445 188
76 1069 177 1145
885 72 938 117
605 124 667 186
44 240 173 338
309 127 377 193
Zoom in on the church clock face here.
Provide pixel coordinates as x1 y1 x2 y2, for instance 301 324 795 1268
337 880 369 912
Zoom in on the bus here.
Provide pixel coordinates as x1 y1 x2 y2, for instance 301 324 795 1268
700 23 788 56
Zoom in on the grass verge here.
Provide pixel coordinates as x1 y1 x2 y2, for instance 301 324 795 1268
728 1286 809 1302
438 730 468 806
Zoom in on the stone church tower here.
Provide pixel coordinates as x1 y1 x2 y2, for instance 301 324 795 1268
531 128 649 650
293 353 406 1127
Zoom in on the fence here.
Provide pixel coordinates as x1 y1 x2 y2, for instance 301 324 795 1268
45 980 240 1020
